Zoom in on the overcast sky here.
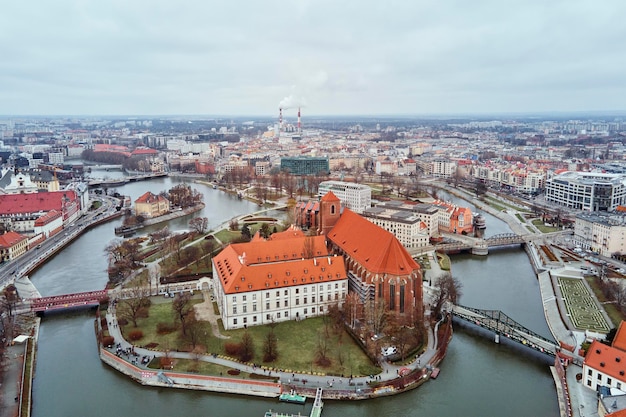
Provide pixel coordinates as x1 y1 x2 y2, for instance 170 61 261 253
1 0 625 116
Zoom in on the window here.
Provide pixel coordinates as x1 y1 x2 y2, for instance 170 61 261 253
327 284 331 291
312 286 316 292
304 287 307 293
266 314 271 320
233 306 237 314
276 291 280 297
266 292 270 299
312 295 316 303
296 288 300 294
597 373 602 380
588 369 592 376
277 312 281 318
335 283 338 289
304 308 308 315
284 299 288 307
253 303 257 312
587 380 591 387
285 311 289 317
276 301 280 308
234 318 238 325
320 306 323 312
618 382 622 389
243 317 247 324
320 295 324 302
312 307 316 313
243 305 247 313
253 316 257 322
304 297 307 304
334 293 338 301
233 295 237 303
284 290 288 296
266 302 270 309
243 295 247 302
252 294 256 300
296 298 300 305
608 377 612 385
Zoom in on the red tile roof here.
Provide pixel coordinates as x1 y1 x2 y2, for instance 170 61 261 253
135 192 168 204
613 321 626 352
0 231 27 248
585 340 626 381
0 191 78 215
214 234 346 294
328 209 419 275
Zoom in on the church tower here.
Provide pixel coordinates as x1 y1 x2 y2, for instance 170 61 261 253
318 191 341 235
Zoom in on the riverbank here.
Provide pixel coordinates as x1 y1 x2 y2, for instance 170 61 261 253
114 203 205 236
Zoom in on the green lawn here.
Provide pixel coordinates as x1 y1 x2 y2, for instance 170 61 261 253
214 229 241 244
531 219 560 233
122 299 379 377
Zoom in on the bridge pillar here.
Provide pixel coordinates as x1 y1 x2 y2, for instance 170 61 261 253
471 242 488 256
495 334 500 344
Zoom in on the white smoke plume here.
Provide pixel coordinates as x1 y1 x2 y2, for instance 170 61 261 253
279 94 306 110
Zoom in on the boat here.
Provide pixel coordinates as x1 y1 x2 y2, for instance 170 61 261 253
430 367 440 379
279 390 307 404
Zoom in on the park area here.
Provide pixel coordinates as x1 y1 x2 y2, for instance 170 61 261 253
107 296 381 378
557 276 612 333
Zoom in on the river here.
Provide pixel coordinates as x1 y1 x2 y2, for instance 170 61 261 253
30 178 560 417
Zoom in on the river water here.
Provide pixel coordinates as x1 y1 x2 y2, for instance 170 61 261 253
30 177 560 417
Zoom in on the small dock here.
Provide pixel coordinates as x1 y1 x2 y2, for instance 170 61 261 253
265 388 324 417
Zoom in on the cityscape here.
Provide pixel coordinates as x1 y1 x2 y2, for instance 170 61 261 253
3 1 626 417
0 111 625 417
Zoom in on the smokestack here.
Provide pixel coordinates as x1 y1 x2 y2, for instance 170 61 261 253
297 107 301 132
279 107 283 130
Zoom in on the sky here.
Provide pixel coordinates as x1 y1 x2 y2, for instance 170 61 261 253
1 0 626 116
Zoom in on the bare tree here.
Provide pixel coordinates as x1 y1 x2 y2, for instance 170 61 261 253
117 286 151 327
263 328 279 362
431 272 463 320
240 331 255 362
189 217 209 234
172 293 194 336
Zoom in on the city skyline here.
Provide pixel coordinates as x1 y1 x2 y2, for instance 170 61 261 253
2 0 626 116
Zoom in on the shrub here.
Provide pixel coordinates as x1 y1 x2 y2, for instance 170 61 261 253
156 322 178 334
117 318 128 326
100 317 108 328
128 330 144 341
224 342 242 357
102 335 115 347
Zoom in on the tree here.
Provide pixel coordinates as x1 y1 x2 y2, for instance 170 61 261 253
315 330 331 366
240 331 255 362
241 224 252 241
259 223 271 239
431 272 463 320
189 217 209 234
184 316 206 350
474 180 488 199
263 328 279 362
229 219 239 231
172 293 194 336
117 286 151 327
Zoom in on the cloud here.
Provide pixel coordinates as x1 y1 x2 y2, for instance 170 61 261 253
1 0 625 115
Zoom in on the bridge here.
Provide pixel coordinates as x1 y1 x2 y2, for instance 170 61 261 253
452 304 559 356
88 172 168 187
27 289 109 312
431 232 564 255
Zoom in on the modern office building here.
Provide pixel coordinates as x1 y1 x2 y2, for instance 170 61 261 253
318 180 371 213
280 156 329 176
545 171 626 212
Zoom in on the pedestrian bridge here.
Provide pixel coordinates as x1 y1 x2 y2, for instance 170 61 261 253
452 304 559 356
28 289 108 312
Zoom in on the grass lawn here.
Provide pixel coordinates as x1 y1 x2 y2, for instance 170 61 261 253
214 229 241 244
531 219 560 233
123 299 380 377
586 276 624 327
437 253 451 271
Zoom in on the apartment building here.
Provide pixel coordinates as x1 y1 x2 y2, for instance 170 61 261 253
574 213 626 257
318 180 371 213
